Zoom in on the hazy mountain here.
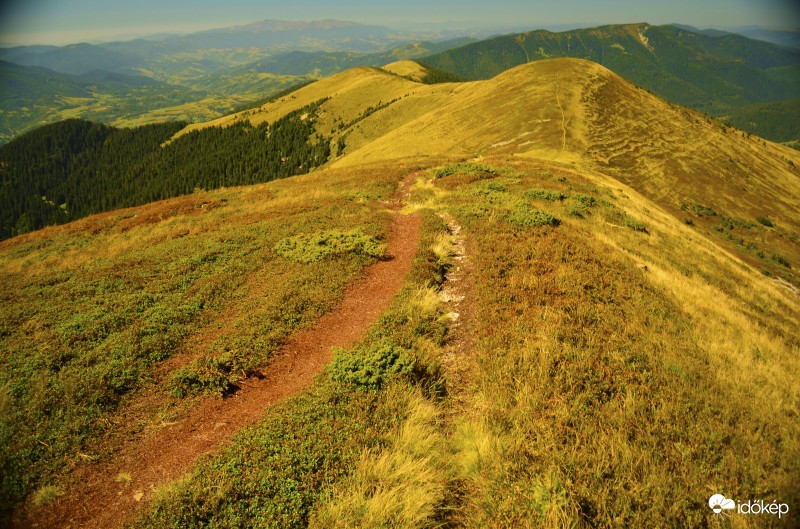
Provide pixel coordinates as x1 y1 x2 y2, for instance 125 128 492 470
0 35 473 144
673 23 800 51
733 25 800 49
229 37 476 77
0 42 139 75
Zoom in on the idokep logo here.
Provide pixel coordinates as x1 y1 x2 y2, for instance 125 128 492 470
709 493 790 519
709 494 735 516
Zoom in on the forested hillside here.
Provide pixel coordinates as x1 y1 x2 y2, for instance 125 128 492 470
0 100 331 240
724 98 800 143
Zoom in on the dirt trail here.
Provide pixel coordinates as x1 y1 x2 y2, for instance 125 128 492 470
436 213 477 413
17 175 421 529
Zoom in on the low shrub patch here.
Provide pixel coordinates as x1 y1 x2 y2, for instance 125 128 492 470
274 229 385 263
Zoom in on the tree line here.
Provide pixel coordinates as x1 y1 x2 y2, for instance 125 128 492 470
0 99 330 239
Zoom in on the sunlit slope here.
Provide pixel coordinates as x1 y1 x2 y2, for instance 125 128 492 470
172 66 422 140
175 58 799 280
380 60 428 81
334 58 800 282
576 61 800 227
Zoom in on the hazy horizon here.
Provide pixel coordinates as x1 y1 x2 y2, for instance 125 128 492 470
1 0 798 46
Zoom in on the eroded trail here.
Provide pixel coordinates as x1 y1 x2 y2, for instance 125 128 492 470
18 176 421 529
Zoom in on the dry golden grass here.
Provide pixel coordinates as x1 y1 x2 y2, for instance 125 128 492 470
381 60 429 82
171 67 421 140
393 158 799 527
310 385 449 529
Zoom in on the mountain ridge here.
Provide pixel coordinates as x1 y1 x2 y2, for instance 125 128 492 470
419 22 800 115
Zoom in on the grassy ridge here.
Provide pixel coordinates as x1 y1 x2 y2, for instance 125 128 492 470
3 158 800 528
0 163 401 512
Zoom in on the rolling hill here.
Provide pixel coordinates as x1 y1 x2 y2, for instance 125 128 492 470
419 23 800 143
179 60 800 253
2 58 799 528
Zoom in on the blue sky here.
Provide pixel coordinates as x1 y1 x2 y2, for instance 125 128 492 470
1 0 798 45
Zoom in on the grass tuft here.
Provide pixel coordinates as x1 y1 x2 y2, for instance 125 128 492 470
31 485 62 508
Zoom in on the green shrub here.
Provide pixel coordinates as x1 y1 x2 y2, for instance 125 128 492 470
434 163 499 179
769 253 791 268
756 215 774 227
524 188 566 201
565 201 588 217
328 339 416 390
721 216 755 230
691 203 718 217
169 347 265 398
274 229 385 263
571 194 596 207
507 207 560 228
624 216 648 233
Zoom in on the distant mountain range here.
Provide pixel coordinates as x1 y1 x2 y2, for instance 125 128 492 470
1 20 798 146
0 19 480 76
0 26 475 144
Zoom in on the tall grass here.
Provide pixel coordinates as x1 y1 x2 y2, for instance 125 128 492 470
310 386 448 528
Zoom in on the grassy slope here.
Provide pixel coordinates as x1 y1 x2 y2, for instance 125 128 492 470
3 58 799 527
418 159 799 527
127 156 799 528
0 163 405 512
381 60 429 82
307 59 799 284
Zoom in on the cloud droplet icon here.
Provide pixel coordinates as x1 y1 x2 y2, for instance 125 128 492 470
709 494 736 514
